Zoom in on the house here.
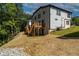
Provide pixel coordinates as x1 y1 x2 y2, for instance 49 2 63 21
28 4 72 35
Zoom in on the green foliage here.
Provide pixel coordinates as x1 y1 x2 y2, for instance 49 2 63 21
0 3 31 46
53 26 79 37
72 17 79 25
72 17 79 22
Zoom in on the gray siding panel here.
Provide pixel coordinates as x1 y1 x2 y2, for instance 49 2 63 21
31 7 50 34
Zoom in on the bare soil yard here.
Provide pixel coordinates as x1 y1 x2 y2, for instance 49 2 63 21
1 31 79 56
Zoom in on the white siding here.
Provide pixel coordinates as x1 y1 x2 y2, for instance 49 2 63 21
50 7 71 31
31 6 71 32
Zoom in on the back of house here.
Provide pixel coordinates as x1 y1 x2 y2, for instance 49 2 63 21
49 5 72 32
30 4 72 34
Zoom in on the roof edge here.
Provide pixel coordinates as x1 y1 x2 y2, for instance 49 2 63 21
31 4 72 18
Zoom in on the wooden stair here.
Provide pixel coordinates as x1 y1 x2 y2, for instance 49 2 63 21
25 22 44 36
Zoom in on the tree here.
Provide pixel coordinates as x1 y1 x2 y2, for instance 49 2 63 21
72 17 79 25
0 3 31 45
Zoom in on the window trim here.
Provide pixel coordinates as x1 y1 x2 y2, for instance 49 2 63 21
67 13 71 18
43 11 45 15
38 14 41 19
35 16 36 20
66 20 69 25
55 18 58 21
57 9 61 16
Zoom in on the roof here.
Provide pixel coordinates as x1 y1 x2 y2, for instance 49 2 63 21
48 4 72 13
31 4 72 18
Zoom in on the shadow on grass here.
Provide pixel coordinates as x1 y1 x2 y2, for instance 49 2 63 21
57 31 79 39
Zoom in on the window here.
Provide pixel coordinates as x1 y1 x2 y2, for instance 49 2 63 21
55 19 58 21
43 11 45 14
57 10 61 16
66 21 69 25
38 21 41 25
38 14 41 18
35 17 36 20
67 13 71 18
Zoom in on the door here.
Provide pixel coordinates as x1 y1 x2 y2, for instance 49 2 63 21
61 19 65 28
42 20 45 35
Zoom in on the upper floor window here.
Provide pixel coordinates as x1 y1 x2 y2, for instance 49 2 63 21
67 13 71 18
38 14 41 18
57 10 61 16
35 16 36 20
43 11 45 14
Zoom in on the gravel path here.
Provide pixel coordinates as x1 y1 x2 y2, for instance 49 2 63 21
0 47 29 56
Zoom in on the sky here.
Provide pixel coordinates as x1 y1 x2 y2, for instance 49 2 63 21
23 3 79 17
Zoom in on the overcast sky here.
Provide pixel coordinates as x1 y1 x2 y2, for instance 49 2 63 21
22 3 79 17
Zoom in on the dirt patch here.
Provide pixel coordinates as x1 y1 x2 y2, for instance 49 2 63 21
1 32 79 56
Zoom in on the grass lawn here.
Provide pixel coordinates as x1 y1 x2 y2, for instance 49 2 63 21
52 26 79 37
